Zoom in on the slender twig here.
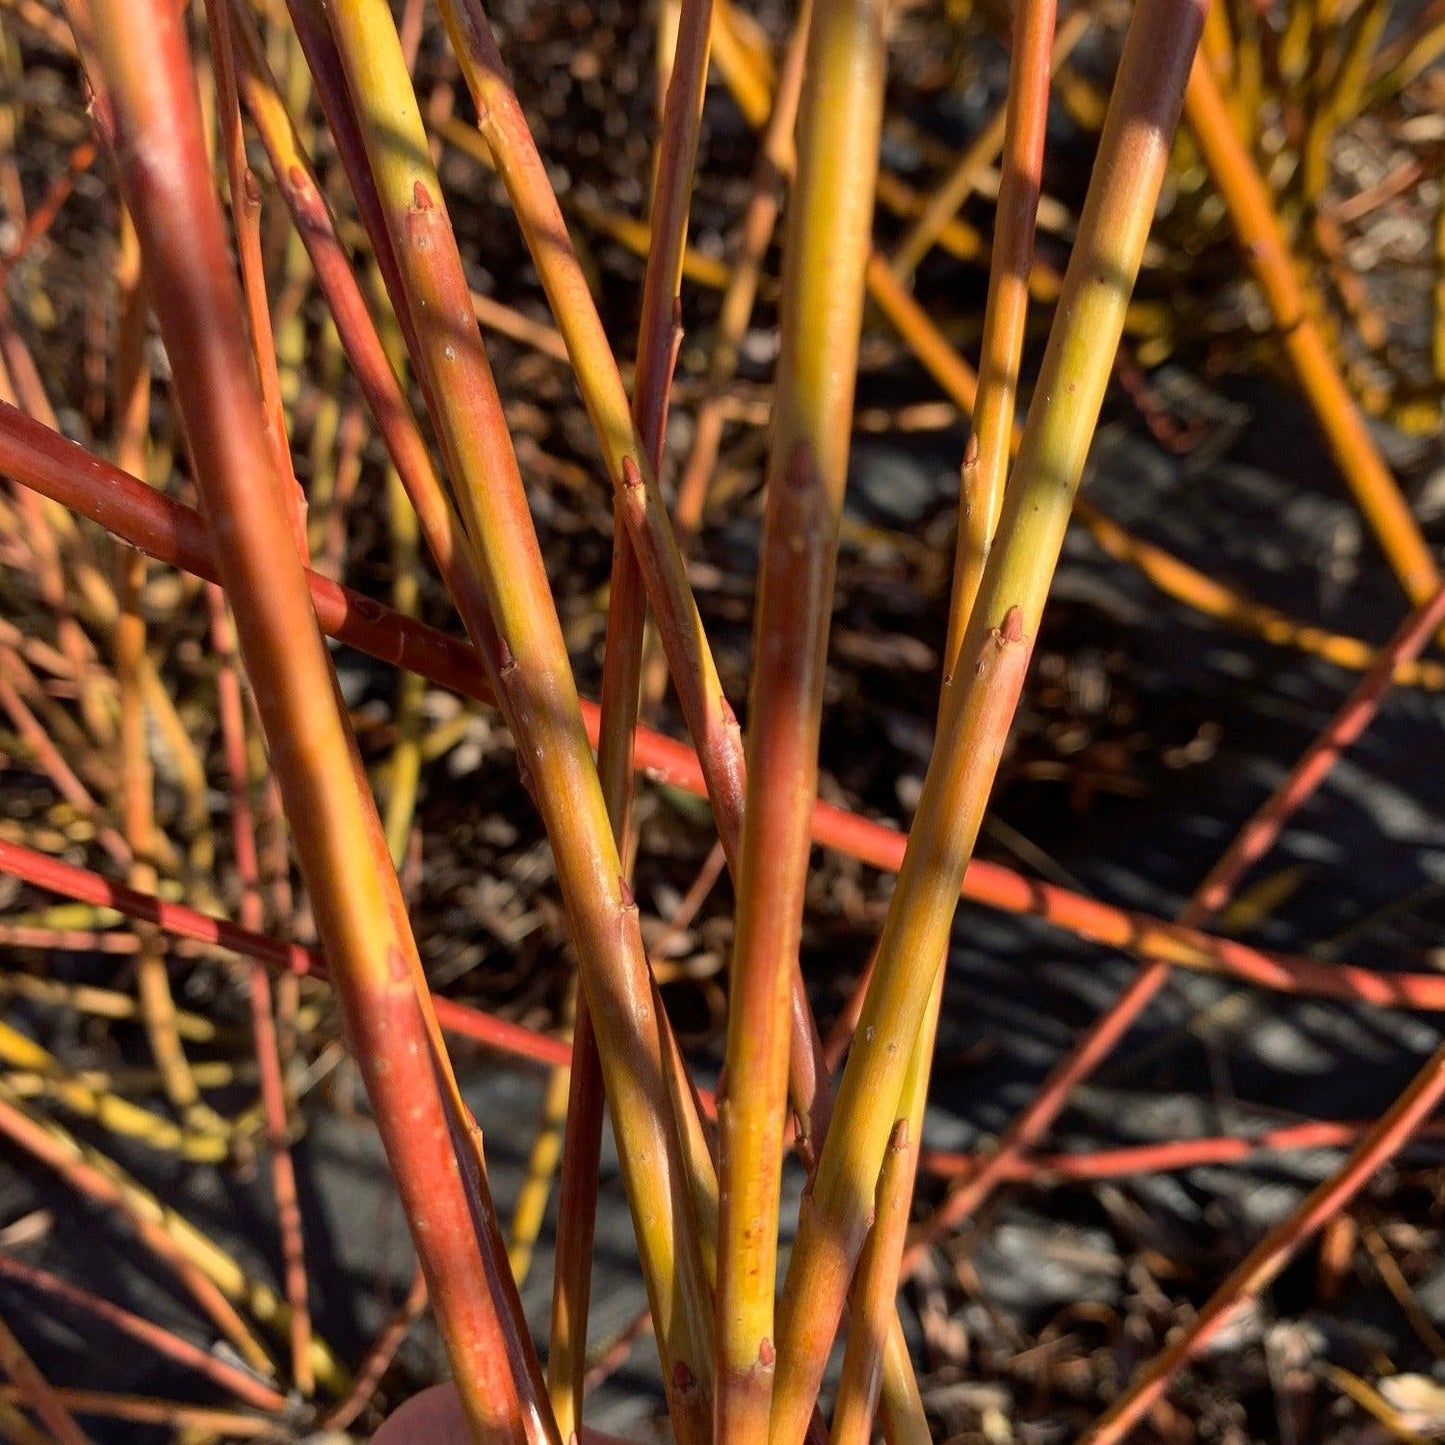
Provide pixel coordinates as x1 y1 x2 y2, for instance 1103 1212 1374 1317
545 0 716 1423
907 577 1445 1265
0 669 130 866
227 0 500 693
1081 1037 1445 1442
670 1 811 547
1074 497 1445 689
0 1313 89 1445
0 1252 287 1414
546 1001 604 1437
889 6 1089 283
204 0 306 554
208 586 314 1397
111 202 213 1133
0 1387 275 1437
0 1017 231 1162
0 140 95 274
947 0 1056 654
918 1117 1445 1183
828 1121 913 1445
321 1269 429 1432
0 833 580 1064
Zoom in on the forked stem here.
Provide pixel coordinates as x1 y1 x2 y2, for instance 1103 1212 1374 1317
768 4 1208 1437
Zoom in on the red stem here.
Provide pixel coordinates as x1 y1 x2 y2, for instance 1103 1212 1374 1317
918 1117 1445 1183
905 580 1445 1268
0 1312 90 1445
321 1269 429 1431
1082 1038 1445 1442
0 834 574 1069
2 407 1442 1015
207 585 314 1396
0 1251 286 1414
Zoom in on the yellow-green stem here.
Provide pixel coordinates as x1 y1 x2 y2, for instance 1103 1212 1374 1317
829 1116 916 1445
949 0 1057 654
323 2 715 1425
769 4 1208 1437
715 0 886 1431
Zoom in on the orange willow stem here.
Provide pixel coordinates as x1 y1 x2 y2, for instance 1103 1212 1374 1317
204 0 306 556
0 1314 89 1445
863 253 989 425
631 0 710 473
1183 42 1441 610
671 0 811 542
769 4 1208 1438
905 575 1445 1265
11 404 1445 1013
321 2 712 1427
627 0 718 1290
1082 1037 1445 1443
16 771 1445 1069
77 6 546 1440
718 451 838 1433
715 0 886 1431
